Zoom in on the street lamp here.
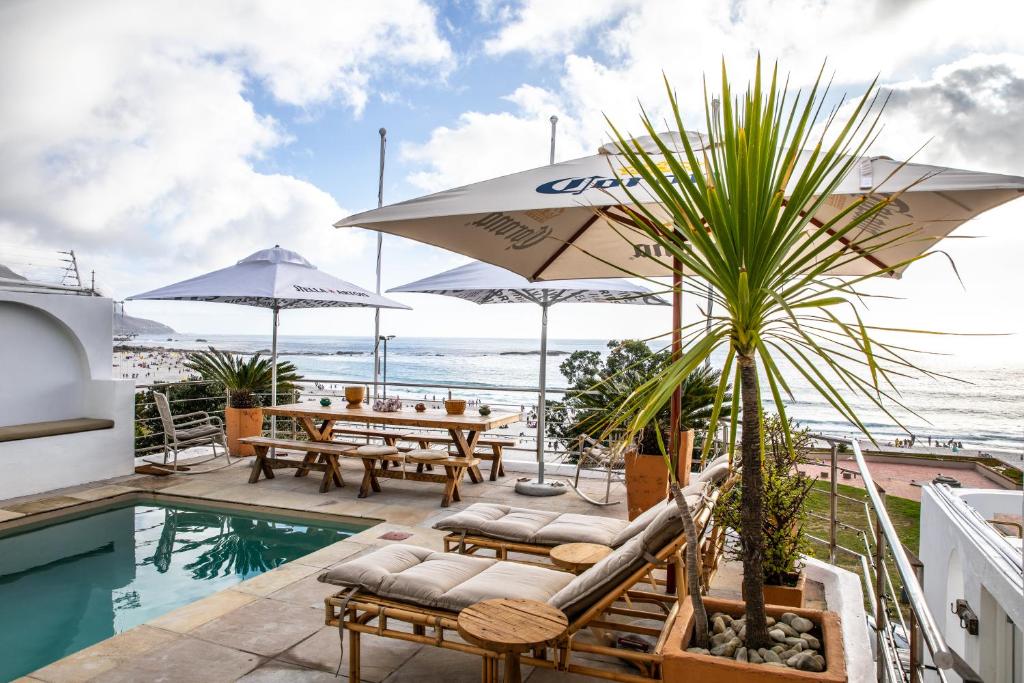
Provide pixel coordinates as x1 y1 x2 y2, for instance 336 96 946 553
378 335 395 397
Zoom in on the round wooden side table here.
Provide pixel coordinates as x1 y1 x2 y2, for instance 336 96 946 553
550 542 613 573
457 598 568 683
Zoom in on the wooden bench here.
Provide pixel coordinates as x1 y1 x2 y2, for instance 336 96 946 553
242 436 479 507
401 432 514 481
0 417 114 443
241 436 355 493
354 450 481 508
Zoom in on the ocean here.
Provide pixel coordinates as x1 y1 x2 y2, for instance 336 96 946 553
129 334 1024 454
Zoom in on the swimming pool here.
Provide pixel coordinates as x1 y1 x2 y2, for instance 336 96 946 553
0 498 365 681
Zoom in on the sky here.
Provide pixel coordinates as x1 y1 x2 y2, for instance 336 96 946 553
1 0 1023 363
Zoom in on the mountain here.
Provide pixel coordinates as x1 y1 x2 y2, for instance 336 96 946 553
114 312 175 335
0 263 27 281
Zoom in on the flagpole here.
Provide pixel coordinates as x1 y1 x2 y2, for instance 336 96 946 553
372 128 386 400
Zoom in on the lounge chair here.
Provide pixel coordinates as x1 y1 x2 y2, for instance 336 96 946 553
319 481 728 683
433 455 731 559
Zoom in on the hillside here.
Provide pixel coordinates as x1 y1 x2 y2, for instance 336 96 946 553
114 312 175 335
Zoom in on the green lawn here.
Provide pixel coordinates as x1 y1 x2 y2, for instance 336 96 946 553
803 481 921 584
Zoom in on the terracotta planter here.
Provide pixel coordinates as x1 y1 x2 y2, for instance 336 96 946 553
662 596 846 683
625 451 668 520
624 428 695 520
344 385 366 408
226 406 263 456
764 571 807 608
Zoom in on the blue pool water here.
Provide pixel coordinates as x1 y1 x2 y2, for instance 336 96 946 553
0 501 363 681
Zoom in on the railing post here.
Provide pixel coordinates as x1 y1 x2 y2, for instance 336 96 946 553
874 485 887 683
829 443 838 565
910 559 923 683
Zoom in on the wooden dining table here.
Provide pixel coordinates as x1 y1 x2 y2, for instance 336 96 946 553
263 402 521 493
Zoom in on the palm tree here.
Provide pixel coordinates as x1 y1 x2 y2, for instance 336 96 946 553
185 346 301 408
604 60 943 649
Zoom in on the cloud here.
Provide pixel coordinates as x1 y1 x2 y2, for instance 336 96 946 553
401 85 589 192
483 0 639 57
878 54 1024 174
0 0 453 293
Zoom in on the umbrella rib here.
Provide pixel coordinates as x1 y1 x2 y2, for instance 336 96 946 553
530 213 601 281
791 205 892 272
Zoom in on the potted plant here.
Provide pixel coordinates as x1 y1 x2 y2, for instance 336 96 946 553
714 415 816 607
602 58 944 674
550 341 725 519
185 347 301 456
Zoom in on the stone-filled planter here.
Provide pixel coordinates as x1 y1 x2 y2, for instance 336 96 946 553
662 596 846 683
764 571 807 608
226 406 263 456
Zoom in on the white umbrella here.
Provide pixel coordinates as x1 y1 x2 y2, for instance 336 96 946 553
129 246 410 434
336 132 1024 281
391 260 667 496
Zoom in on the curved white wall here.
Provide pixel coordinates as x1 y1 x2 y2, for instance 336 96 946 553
0 290 133 500
0 302 89 427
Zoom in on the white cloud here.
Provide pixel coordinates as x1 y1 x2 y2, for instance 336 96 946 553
401 85 589 192
483 0 639 57
0 0 453 295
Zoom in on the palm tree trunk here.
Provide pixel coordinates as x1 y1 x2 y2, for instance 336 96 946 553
670 480 708 648
739 354 770 648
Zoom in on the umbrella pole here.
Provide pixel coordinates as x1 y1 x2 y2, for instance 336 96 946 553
270 304 279 458
537 297 548 483
515 292 565 496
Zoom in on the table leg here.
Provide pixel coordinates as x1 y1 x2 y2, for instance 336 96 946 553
329 455 345 487
294 452 317 478
504 652 521 683
449 428 484 483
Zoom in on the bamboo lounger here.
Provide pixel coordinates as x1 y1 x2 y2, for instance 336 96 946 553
323 490 728 683
438 460 731 560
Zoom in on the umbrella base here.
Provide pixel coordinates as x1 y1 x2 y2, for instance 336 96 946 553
514 478 568 497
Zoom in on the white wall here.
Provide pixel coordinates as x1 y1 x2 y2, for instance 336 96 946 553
0 290 134 500
920 486 1024 683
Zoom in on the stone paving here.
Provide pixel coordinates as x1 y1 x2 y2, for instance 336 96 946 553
2 456 646 682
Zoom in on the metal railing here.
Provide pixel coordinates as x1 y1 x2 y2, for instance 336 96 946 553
809 435 982 683
132 376 580 460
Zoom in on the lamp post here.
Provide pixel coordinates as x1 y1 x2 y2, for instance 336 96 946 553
379 335 395 397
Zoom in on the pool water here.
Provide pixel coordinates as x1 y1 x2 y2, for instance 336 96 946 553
0 501 362 681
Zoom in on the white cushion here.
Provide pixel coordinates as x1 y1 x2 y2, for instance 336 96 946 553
319 544 573 612
406 448 449 461
356 445 399 456
697 460 730 484
435 504 560 543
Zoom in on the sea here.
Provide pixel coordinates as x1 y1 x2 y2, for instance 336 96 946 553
128 334 1024 455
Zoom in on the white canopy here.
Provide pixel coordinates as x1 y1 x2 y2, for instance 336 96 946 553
389 260 668 306
130 246 410 310
336 133 1024 281
391 260 666 496
129 246 410 430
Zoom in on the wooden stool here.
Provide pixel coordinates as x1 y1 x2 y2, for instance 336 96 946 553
457 598 567 683
550 543 613 574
